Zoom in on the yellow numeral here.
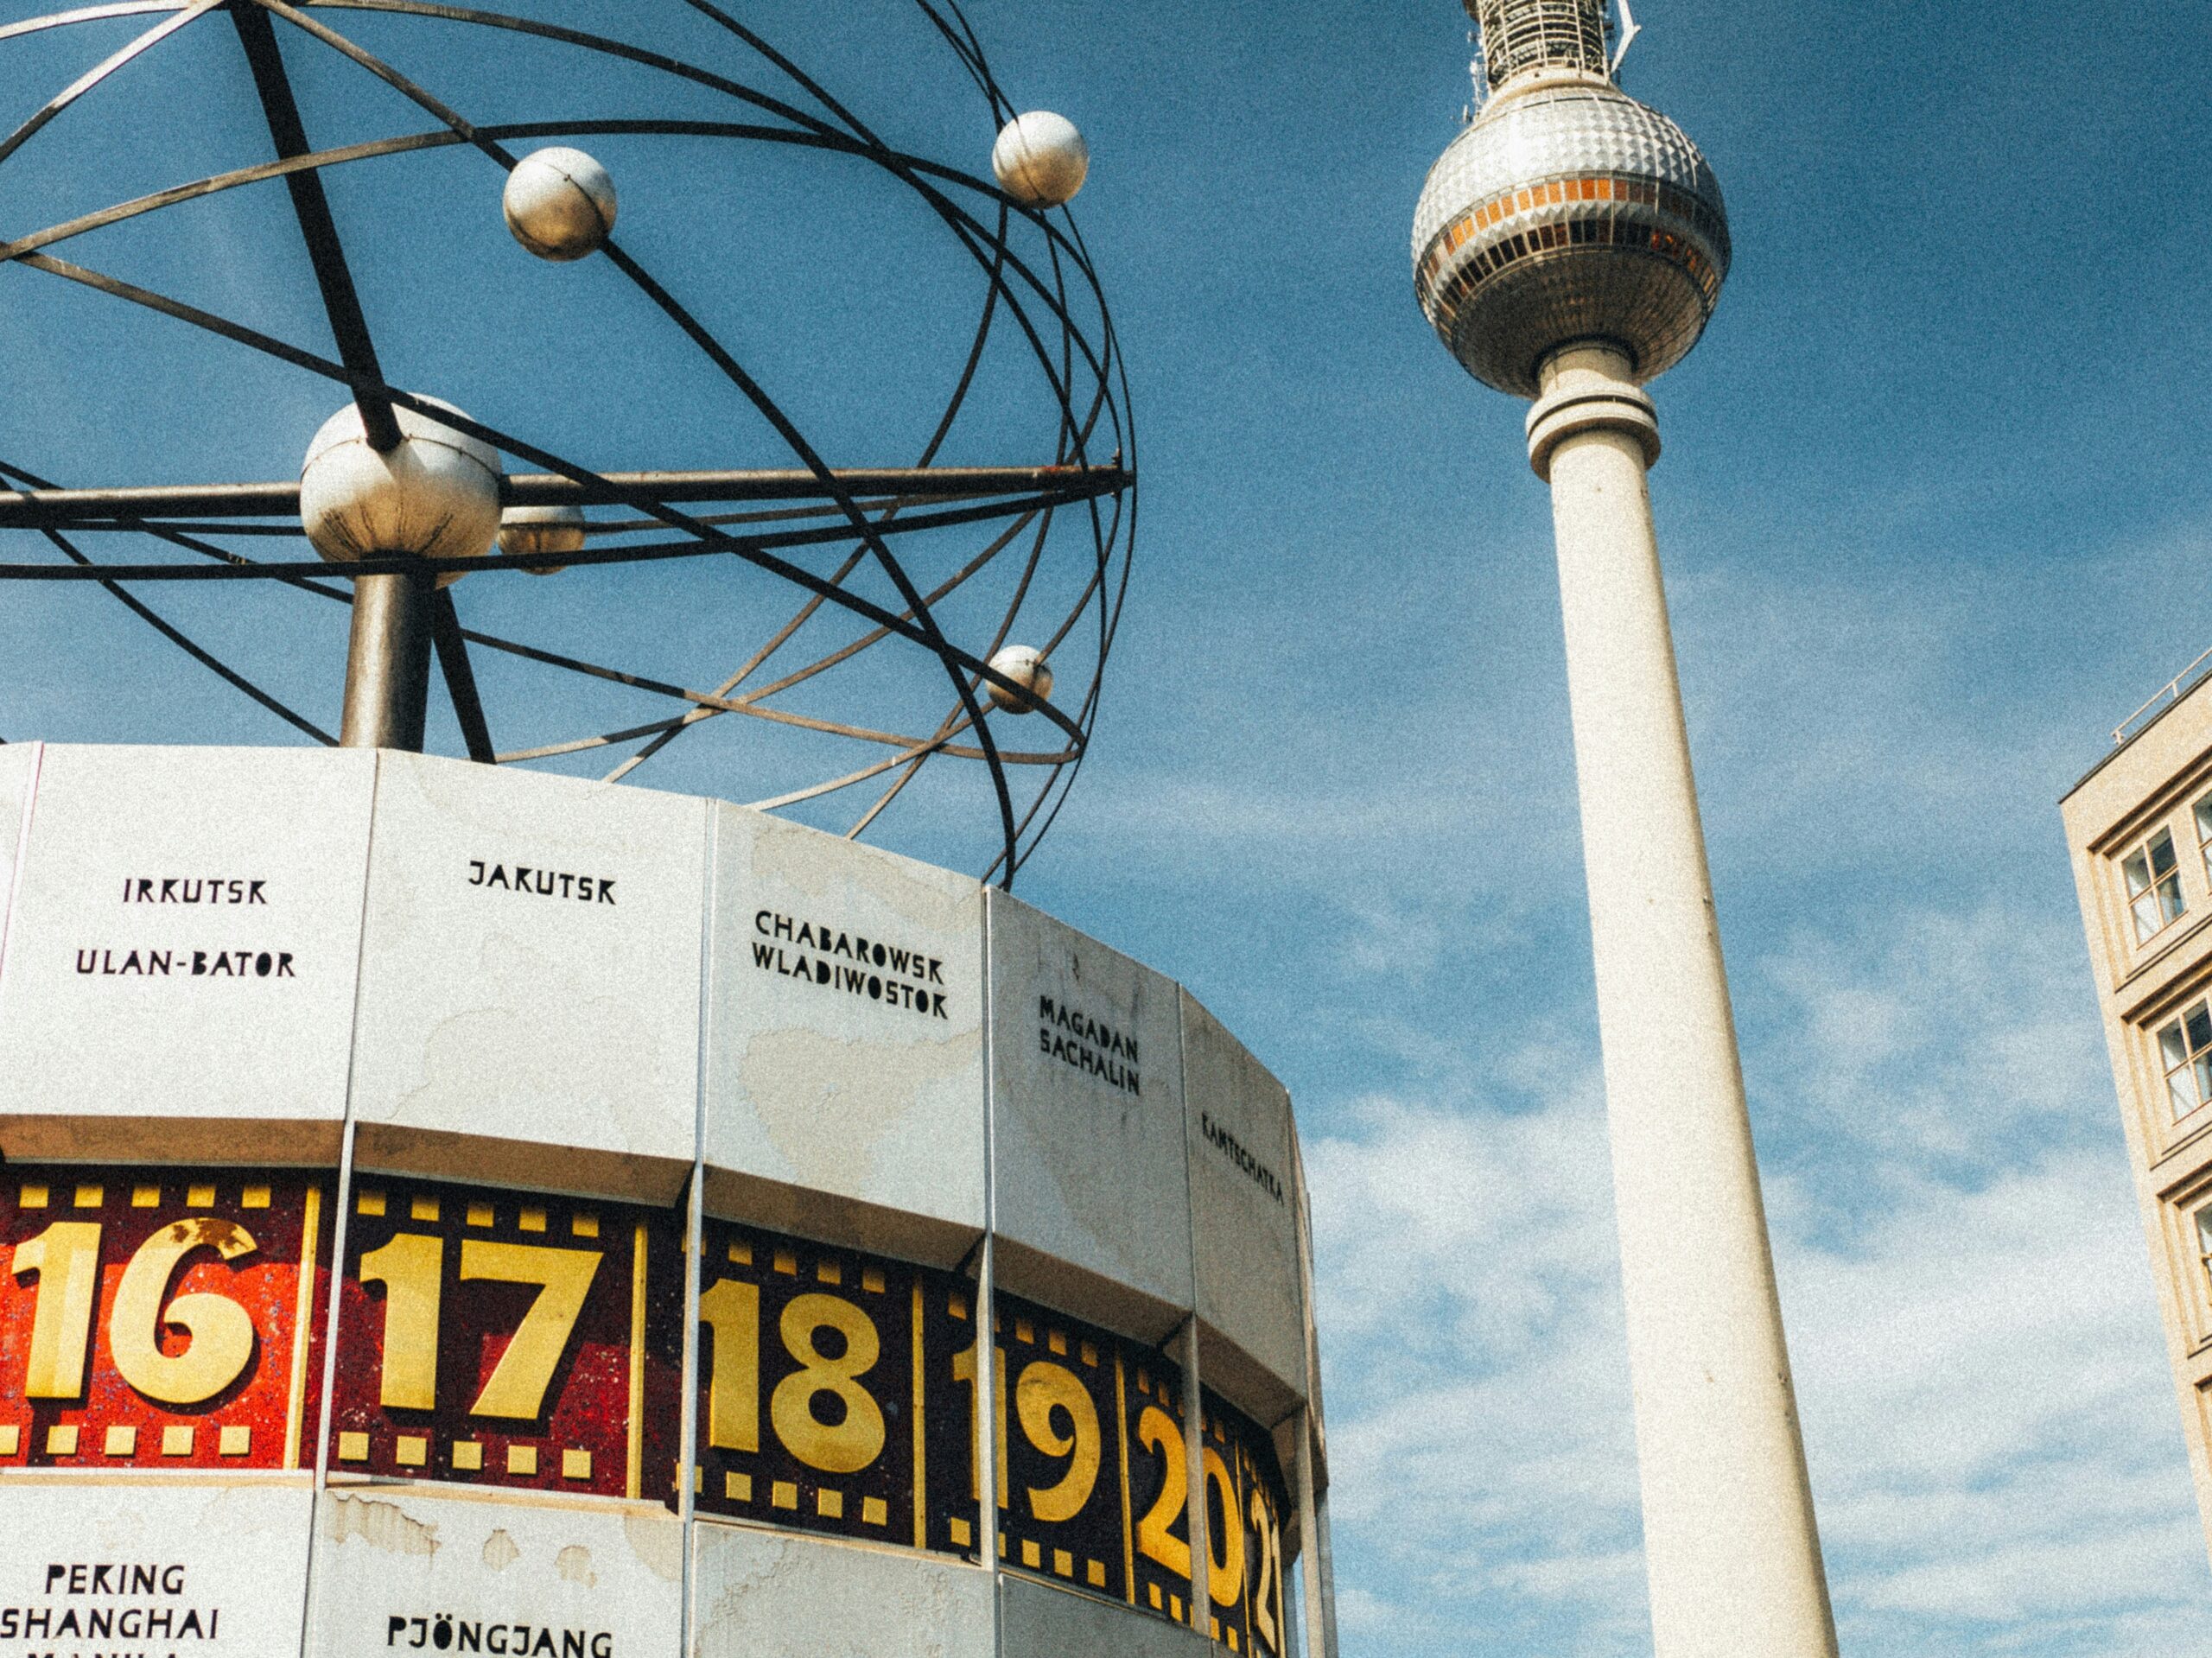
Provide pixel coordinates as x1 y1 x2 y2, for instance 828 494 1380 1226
10 1221 103 1400
1135 1403 1190 1579
1248 1485 1283 1653
359 1233 442 1411
110 1218 258 1405
1203 1444 1244 1608
458 1240 602 1420
772 1293 884 1474
950 1339 1009 1506
1014 1359 1100 1523
698 1277 760 1452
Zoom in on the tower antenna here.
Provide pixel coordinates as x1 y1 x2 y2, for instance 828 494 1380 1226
1610 0 1642 75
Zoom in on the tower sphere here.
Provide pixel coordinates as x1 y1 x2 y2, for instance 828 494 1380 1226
1412 79 1729 397
502 145 618 261
991 111 1089 206
984 645 1053 714
299 397 502 584
498 502 586 575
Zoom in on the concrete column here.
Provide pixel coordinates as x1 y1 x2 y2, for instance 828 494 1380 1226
1179 1319 1210 1636
1527 341 1838 1658
339 569 434 750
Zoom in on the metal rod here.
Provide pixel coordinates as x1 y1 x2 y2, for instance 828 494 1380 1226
339 572 434 749
0 465 1129 527
231 2 403 451
428 588 494 762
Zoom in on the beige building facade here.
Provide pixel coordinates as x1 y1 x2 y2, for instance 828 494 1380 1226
2063 664 2212 1559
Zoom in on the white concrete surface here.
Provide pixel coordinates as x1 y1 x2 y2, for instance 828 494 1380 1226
0 746 375 1164
703 805 984 1267
690 1519 993 1658
348 754 707 1204
0 1472 315 1654
305 1485 682 1657
1534 340 1837 1658
987 890 1192 1344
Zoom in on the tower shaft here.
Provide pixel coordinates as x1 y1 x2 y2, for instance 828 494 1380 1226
1529 344 1838 1658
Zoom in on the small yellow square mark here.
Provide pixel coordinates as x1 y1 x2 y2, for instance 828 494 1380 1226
518 1207 546 1234
0 1425 17 1457
467 1203 493 1228
453 1441 482 1471
356 1190 386 1217
724 1471 752 1502
395 1435 428 1467
571 1212 599 1240
949 1516 972 1547
219 1426 251 1457
861 1496 887 1527
186 1184 213 1208
816 1488 843 1519
1021 1539 1041 1569
1147 1583 1164 1610
772 1250 797 1276
162 1425 193 1457
47 1425 79 1456
410 1195 440 1223
104 1425 137 1456
998 1532 1007 1559
1079 1341 1097 1369
1086 1559 1107 1588
563 1449 592 1481
1211 1617 1222 1641
19 1185 48 1208
241 1185 271 1210
1228 1626 1240 1651
131 1185 159 1208
861 1267 885 1293
948 1291 968 1319
1169 1595 1184 1622
1137 1369 1151 1396
507 1445 538 1476
1053 1548 1072 1578
337 1432 370 1462
1047 1329 1067 1356
728 1242 753 1266
771 1481 798 1510
815 1261 841 1286
73 1185 103 1209
693 1466 703 1493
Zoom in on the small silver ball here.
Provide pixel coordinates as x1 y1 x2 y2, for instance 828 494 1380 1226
984 645 1053 714
299 397 501 587
503 146 618 262
991 111 1088 207
498 503 585 576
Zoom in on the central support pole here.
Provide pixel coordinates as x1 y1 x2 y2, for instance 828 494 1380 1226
340 570 434 750
1528 341 1838 1658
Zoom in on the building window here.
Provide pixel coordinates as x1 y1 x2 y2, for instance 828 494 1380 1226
2124 827 2185 943
2199 1207 2212 1297
2194 792 2212 889
2158 1001 2212 1121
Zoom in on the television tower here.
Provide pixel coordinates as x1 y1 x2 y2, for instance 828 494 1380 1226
1411 3 1840 1654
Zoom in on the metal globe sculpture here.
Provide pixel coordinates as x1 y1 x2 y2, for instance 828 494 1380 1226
500 145 619 263
299 398 501 584
991 111 1090 206
0 0 1134 888
1411 3 1729 396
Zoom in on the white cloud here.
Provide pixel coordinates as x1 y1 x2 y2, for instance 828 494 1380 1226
1301 897 2211 1657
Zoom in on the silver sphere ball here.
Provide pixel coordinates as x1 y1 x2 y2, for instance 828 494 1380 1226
502 146 618 262
300 397 502 587
1411 84 1729 397
984 645 1053 714
991 111 1089 207
498 503 585 576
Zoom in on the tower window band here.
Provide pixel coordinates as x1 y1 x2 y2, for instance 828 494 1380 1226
2123 827 2185 943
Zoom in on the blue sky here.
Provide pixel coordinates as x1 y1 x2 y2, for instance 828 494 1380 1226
4 1 2212 1652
